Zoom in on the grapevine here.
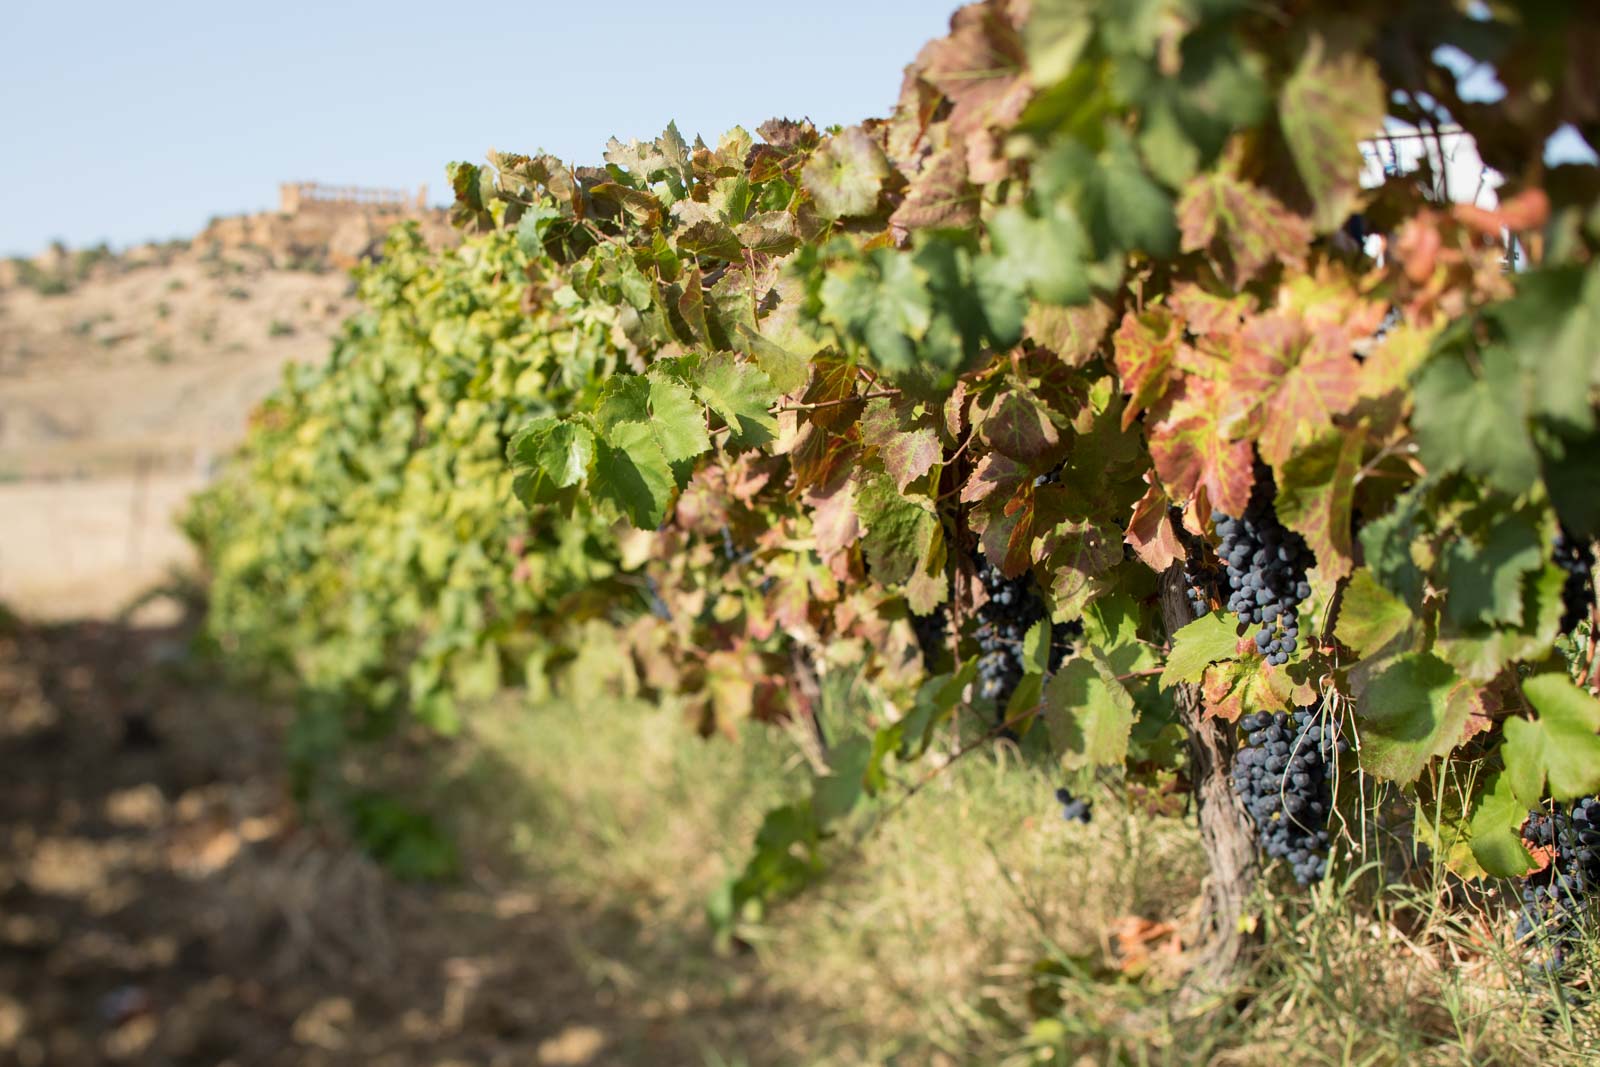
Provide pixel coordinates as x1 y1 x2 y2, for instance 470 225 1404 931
184 0 1600 1003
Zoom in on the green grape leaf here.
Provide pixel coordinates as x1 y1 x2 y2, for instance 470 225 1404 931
691 353 778 450
854 474 940 587
1468 770 1537 878
1024 0 1094 86
1493 264 1600 435
1044 654 1136 770
802 126 890 219
1356 653 1474 784
1033 130 1177 259
1358 477 1431 609
1160 612 1242 690
1412 342 1539 496
597 374 711 465
1503 673 1600 804
1333 567 1416 660
508 417 594 489
895 660 979 759
1022 618 1053 676
988 203 1092 307
1436 563 1563 684
1438 509 1543 629
591 420 676 528
1273 429 1362 584
1278 36 1386 232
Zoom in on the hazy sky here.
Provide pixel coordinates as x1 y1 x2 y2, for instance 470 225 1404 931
1 1 959 256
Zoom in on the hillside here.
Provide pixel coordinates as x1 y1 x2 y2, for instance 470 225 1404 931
0 211 447 619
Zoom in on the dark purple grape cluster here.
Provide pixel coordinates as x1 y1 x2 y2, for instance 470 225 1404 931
1232 707 1344 886
910 606 948 671
1553 529 1595 634
974 555 1048 709
1516 798 1600 979
1173 507 1223 620
1214 466 1313 666
971 555 1078 714
1055 786 1092 824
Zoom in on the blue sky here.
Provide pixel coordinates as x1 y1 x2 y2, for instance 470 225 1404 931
1 1 959 256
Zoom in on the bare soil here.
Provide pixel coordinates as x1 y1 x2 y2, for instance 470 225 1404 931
0 611 776 1067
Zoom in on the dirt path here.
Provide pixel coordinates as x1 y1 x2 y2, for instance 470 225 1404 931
0 612 761 1066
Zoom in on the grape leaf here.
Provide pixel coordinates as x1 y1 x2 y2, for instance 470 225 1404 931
976 388 1061 463
1148 377 1254 516
1044 655 1136 770
1223 311 1362 467
1113 308 1181 430
1160 612 1241 690
1412 342 1539 497
802 126 890 219
691 353 778 450
1033 130 1177 260
591 420 676 528
1023 298 1113 367
1176 172 1310 287
891 147 980 233
1503 673 1600 804
859 398 941 493
1356 653 1474 784
988 203 1092 307
1333 568 1416 660
1125 482 1183 572
918 0 1030 182
1200 656 1288 722
597 374 710 465
1274 428 1362 584
1438 509 1542 629
1467 770 1536 878
960 451 1032 504
1278 36 1386 232
1436 563 1563 684
854 474 940 586
508 417 594 489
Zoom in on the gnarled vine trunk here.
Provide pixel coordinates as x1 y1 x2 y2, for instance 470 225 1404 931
1158 565 1259 1004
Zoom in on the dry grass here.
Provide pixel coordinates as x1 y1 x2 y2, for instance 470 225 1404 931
454 694 1600 1066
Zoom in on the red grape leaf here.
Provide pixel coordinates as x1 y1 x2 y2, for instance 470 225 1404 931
960 451 1031 504
1148 376 1254 516
1113 307 1182 430
1125 481 1184 572
1223 310 1362 467
1177 172 1311 288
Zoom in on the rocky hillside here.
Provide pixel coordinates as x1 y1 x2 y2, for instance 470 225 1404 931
0 211 451 618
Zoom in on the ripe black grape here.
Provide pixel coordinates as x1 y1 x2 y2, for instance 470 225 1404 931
1214 464 1313 666
911 606 948 671
1231 706 1344 886
1553 529 1595 634
1516 797 1600 980
1054 786 1092 824
971 554 1079 716
1173 507 1223 619
974 554 1046 711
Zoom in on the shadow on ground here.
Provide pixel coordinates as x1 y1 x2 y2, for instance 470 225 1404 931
0 608 804 1066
